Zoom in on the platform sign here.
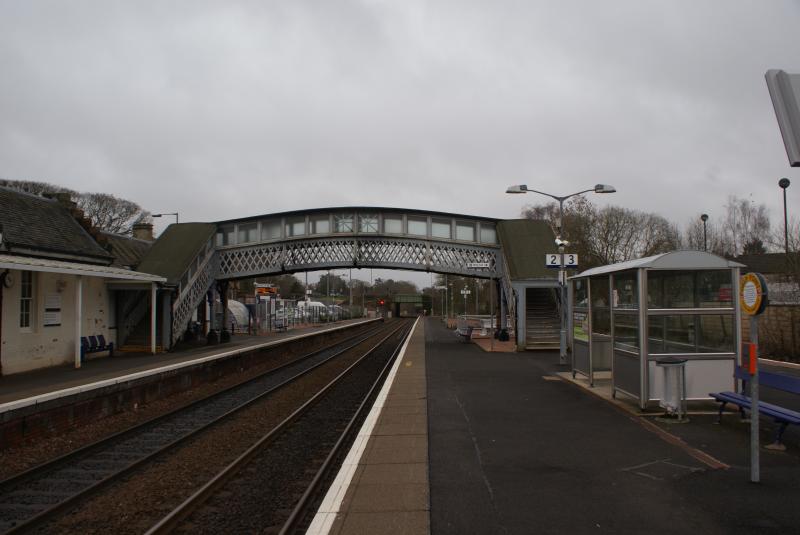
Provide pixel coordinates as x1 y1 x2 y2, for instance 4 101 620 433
740 272 768 316
545 253 578 268
467 262 490 269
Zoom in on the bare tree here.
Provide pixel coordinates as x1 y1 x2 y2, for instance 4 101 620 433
0 178 150 235
719 195 771 257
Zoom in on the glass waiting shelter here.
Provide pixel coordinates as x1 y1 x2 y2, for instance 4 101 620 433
569 251 743 409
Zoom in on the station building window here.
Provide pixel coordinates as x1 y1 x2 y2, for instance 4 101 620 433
237 223 258 244
431 218 451 239
216 225 235 246
479 224 497 244
359 214 379 233
456 221 475 241
285 216 306 237
261 220 281 241
407 216 427 236
20 271 33 329
335 214 354 233
383 215 403 234
310 215 330 234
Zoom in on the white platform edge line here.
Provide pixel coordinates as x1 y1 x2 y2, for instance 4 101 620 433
0 319 378 415
306 317 420 535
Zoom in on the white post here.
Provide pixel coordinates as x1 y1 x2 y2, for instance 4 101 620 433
74 275 83 368
150 282 157 354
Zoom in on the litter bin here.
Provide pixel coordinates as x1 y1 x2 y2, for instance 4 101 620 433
656 357 688 421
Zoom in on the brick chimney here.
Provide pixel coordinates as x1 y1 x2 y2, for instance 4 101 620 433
132 223 155 241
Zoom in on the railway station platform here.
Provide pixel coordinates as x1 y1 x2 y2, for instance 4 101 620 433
322 317 800 535
0 319 375 408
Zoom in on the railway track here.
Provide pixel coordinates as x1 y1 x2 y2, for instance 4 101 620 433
0 321 391 534
146 318 415 535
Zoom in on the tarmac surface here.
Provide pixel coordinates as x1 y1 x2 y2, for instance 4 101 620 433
424 317 800 535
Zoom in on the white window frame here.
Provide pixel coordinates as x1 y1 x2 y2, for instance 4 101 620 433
20 271 34 330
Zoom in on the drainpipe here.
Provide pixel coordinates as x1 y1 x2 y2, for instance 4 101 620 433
0 270 7 376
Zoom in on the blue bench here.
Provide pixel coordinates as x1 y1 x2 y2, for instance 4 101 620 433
710 366 800 448
80 335 114 361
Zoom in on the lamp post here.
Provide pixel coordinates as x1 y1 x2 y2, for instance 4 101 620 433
779 178 791 254
701 214 709 252
152 212 179 224
461 286 471 317
506 183 616 364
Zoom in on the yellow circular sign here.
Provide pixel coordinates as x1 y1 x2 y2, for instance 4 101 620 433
740 272 768 316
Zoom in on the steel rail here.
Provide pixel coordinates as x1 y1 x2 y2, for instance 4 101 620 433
279 319 415 535
0 321 388 535
144 320 411 535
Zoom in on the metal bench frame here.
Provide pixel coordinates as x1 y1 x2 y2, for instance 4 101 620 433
710 366 800 446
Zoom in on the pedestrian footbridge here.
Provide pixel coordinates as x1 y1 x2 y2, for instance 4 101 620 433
134 207 559 349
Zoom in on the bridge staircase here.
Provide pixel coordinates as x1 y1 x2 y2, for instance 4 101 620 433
525 288 560 350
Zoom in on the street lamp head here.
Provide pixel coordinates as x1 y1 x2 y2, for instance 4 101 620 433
594 184 616 194
506 185 528 194
701 214 708 222
779 177 791 189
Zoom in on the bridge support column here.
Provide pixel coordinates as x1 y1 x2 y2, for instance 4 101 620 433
218 280 231 343
206 289 219 344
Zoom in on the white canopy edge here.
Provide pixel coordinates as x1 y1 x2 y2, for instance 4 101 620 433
570 250 745 279
0 253 166 283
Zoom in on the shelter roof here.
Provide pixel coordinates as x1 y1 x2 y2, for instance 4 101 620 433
572 250 744 279
497 219 557 280
136 223 216 283
0 186 113 264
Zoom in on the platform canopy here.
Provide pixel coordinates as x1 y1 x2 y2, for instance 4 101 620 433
0 253 166 282
571 250 744 279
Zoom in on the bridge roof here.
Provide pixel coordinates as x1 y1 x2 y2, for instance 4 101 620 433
137 223 216 284
214 206 501 225
497 219 557 280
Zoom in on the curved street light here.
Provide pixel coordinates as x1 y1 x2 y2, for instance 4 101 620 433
506 183 616 364
701 214 709 252
779 178 791 254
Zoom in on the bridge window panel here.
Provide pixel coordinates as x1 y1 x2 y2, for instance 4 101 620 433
359 214 379 233
456 221 475 241
431 218 451 239
335 214 354 233
479 224 497 244
261 220 281 241
310 215 330 234
285 216 306 237
383 215 403 234
237 223 258 244
407 215 427 236
216 225 235 246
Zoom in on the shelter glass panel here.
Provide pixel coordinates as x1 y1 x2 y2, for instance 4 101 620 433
216 225 235 246
591 276 610 335
310 215 330 235
285 217 306 237
261 220 281 240
383 215 403 234
647 270 734 309
237 223 258 244
407 216 427 236
647 314 734 354
612 271 638 309
573 310 588 341
431 218 451 239
573 279 588 308
480 224 497 244
358 214 379 233
335 214 354 233
456 221 475 241
614 313 639 351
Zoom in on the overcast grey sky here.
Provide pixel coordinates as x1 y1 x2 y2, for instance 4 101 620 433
2 1 799 285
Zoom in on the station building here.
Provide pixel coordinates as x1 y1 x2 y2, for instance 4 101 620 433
0 188 164 375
